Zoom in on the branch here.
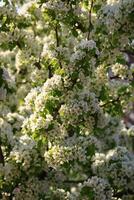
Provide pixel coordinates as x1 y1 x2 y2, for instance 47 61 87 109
48 65 53 78
55 24 60 47
34 51 42 70
100 92 129 108
55 24 62 69
0 145 4 165
87 0 94 40
112 14 128 33
100 88 131 108
100 97 120 107
114 189 134 198
63 179 86 184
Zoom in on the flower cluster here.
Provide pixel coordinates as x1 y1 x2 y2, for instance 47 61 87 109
10 135 39 171
111 63 128 79
100 0 134 32
44 134 101 169
0 118 14 145
92 146 134 191
70 39 99 69
78 176 112 200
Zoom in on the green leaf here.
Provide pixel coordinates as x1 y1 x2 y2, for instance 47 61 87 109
93 4 101 13
99 86 108 101
80 186 94 200
71 28 78 37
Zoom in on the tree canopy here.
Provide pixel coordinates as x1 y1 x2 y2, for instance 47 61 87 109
0 0 134 199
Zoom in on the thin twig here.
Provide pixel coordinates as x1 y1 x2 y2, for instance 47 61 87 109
55 24 62 69
100 97 120 107
0 145 4 165
87 0 94 40
63 179 86 184
48 65 53 78
55 24 60 47
100 91 130 108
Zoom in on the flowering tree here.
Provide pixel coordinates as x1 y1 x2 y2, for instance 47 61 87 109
0 0 134 199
